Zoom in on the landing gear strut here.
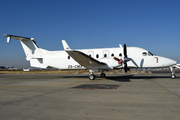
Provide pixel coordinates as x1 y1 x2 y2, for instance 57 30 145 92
89 69 96 80
170 66 176 79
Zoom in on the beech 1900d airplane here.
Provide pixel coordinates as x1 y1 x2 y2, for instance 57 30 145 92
3 34 179 80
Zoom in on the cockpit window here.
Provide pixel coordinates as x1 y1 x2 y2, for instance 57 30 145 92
148 51 154 56
142 52 147 56
143 51 154 56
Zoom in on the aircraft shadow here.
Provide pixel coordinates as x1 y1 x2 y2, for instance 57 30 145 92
132 75 180 79
57 74 180 82
105 75 180 82
105 75 132 82
58 75 88 79
57 74 132 82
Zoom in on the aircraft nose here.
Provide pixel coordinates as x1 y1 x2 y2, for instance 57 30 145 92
163 57 177 66
171 59 177 65
156 56 177 67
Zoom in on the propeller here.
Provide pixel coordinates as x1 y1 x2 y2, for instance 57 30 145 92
123 44 139 68
113 44 131 73
114 44 140 71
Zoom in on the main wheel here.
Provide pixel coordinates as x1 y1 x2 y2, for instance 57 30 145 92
89 74 95 80
100 73 106 78
171 74 176 79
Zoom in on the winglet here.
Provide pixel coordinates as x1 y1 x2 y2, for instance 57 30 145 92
3 34 11 43
7 36 11 43
62 40 71 51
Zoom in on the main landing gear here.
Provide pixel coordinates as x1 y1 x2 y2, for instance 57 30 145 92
89 74 95 80
88 71 106 80
100 73 106 78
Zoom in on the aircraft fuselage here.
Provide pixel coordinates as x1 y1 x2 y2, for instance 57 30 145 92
39 47 176 70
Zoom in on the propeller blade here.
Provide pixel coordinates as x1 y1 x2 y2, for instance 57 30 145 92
124 63 128 73
123 44 128 73
124 44 127 58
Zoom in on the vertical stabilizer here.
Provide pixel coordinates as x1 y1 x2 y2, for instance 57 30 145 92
3 34 42 60
3 34 48 68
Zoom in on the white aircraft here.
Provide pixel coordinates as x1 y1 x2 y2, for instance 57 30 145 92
3 34 179 80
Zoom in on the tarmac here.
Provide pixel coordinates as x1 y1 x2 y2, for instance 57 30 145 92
0 72 180 120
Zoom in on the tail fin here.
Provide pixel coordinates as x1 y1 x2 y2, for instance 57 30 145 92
3 34 48 68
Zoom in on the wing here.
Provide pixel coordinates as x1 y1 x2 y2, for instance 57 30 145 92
62 40 107 68
66 50 106 67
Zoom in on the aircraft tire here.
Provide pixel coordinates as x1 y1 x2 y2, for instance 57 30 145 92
89 74 95 80
100 73 106 78
171 74 176 79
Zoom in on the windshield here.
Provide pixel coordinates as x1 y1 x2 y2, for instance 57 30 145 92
148 51 154 56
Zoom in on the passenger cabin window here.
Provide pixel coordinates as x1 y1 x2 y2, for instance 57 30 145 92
104 54 107 57
103 50 109 58
142 52 147 56
96 54 99 58
111 53 114 57
119 53 122 56
68 56 70 59
89 54 91 57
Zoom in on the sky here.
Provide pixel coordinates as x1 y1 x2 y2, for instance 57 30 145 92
0 0 180 68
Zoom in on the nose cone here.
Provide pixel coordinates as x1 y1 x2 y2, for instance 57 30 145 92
159 56 177 67
171 59 177 65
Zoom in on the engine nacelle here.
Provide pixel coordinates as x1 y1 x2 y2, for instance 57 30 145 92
99 57 123 68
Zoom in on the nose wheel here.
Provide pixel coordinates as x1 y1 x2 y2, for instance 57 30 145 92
170 67 176 79
171 74 176 79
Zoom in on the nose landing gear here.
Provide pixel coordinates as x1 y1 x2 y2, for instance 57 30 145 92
171 74 176 79
170 67 176 79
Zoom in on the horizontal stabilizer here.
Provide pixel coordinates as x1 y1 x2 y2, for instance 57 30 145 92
27 55 43 59
30 59 48 69
3 34 34 43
